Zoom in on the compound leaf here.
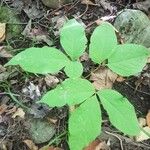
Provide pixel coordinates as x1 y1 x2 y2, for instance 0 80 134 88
6 47 69 74
64 61 83 78
40 78 95 107
60 19 87 60
69 96 101 150
97 89 140 135
107 44 149 76
89 22 117 64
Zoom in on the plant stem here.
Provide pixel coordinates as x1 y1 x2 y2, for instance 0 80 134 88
48 131 67 145
8 88 30 110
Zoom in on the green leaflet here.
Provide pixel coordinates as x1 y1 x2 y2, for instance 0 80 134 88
69 96 101 150
97 89 140 135
89 22 117 64
107 44 149 76
60 19 87 60
40 78 95 107
64 61 83 78
5 47 70 74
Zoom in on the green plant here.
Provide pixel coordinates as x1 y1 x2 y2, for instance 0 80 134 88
5 19 150 150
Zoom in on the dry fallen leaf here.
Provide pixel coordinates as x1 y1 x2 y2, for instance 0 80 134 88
0 23 6 43
45 75 59 88
84 139 110 150
81 0 96 5
95 0 114 13
0 46 13 58
146 111 150 127
12 108 25 119
39 145 62 150
90 67 118 90
135 126 150 142
80 52 89 62
133 0 150 15
24 139 38 150
0 104 8 115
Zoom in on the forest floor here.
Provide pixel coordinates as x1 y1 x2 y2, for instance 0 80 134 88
0 0 150 150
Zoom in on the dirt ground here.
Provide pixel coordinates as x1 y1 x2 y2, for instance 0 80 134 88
0 0 150 150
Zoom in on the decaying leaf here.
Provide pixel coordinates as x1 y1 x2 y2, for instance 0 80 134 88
0 104 7 115
95 0 114 13
81 0 96 5
135 126 150 142
80 52 89 61
40 146 62 150
22 82 41 100
90 67 118 90
45 75 59 88
0 23 6 43
22 22 52 46
133 0 150 15
12 108 25 119
146 111 150 127
23 2 44 19
84 139 110 150
24 139 38 150
0 46 13 58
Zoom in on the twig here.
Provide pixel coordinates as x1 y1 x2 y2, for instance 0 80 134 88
7 88 30 110
85 65 101 79
48 131 66 145
105 130 124 150
125 82 150 96
76 3 89 19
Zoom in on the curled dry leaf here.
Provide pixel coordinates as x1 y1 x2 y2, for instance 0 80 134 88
45 75 59 88
146 111 150 127
0 23 6 43
90 67 118 90
24 139 38 150
80 52 89 62
12 108 25 119
84 139 110 150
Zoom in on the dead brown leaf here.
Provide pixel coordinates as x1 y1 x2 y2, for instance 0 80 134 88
81 0 97 5
22 22 52 46
45 75 59 88
146 111 150 127
0 104 8 115
24 139 38 150
5 106 17 115
84 139 110 150
95 0 114 13
0 46 13 58
39 145 62 150
80 52 89 62
12 108 25 119
0 23 6 43
90 67 118 90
